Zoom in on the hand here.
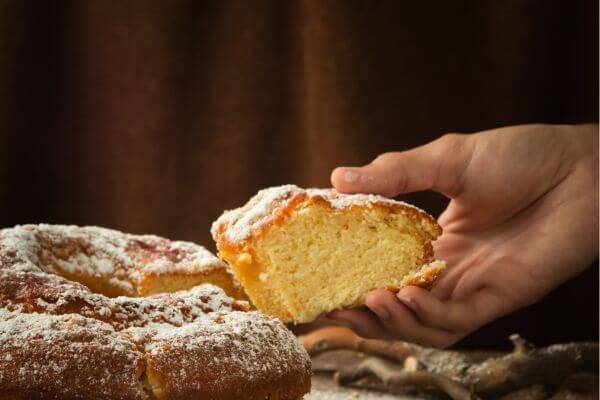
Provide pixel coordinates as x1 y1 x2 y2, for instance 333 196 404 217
327 124 598 348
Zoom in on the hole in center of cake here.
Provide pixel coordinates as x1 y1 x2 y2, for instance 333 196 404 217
37 260 139 298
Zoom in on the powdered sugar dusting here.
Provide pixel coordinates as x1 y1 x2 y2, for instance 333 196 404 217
1 269 245 330
308 375 403 400
131 311 309 390
1 224 235 296
211 185 300 244
0 224 311 399
0 309 145 399
211 184 434 244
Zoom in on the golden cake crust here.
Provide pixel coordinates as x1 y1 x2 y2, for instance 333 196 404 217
0 224 311 400
3 223 246 299
211 185 442 252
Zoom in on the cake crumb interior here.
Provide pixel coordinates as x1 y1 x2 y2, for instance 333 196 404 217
231 202 435 323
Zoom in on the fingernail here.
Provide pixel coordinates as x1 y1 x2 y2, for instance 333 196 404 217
397 293 416 309
343 170 359 183
370 305 390 320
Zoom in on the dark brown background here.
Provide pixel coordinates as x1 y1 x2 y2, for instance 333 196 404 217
1 0 598 349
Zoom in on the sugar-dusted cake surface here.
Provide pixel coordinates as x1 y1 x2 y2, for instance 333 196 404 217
0 223 245 299
212 185 445 323
0 224 311 400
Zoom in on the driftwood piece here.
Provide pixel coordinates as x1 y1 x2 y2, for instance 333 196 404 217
496 385 547 400
335 357 480 400
301 326 425 362
313 350 478 400
301 326 476 379
467 336 598 396
560 372 599 393
302 327 493 380
312 349 366 373
301 327 599 399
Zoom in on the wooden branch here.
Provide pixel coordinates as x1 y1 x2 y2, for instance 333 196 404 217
496 385 547 400
312 349 366 373
335 356 480 400
301 328 599 399
509 334 535 355
468 339 598 396
301 326 476 379
300 326 422 362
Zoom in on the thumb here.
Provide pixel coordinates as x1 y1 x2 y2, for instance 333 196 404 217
331 134 474 198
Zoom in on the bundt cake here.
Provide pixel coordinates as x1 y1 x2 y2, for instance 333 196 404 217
211 185 445 324
0 224 246 300
0 224 311 400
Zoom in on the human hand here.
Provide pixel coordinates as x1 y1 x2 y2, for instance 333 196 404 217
328 124 598 347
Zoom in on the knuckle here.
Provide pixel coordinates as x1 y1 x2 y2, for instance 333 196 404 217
391 173 409 196
373 151 400 165
431 133 472 196
435 133 467 154
370 151 406 197
439 132 466 142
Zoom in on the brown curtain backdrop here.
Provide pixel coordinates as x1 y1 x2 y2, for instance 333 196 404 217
1 0 597 348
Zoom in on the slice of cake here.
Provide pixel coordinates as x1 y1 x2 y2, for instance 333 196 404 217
211 185 445 323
